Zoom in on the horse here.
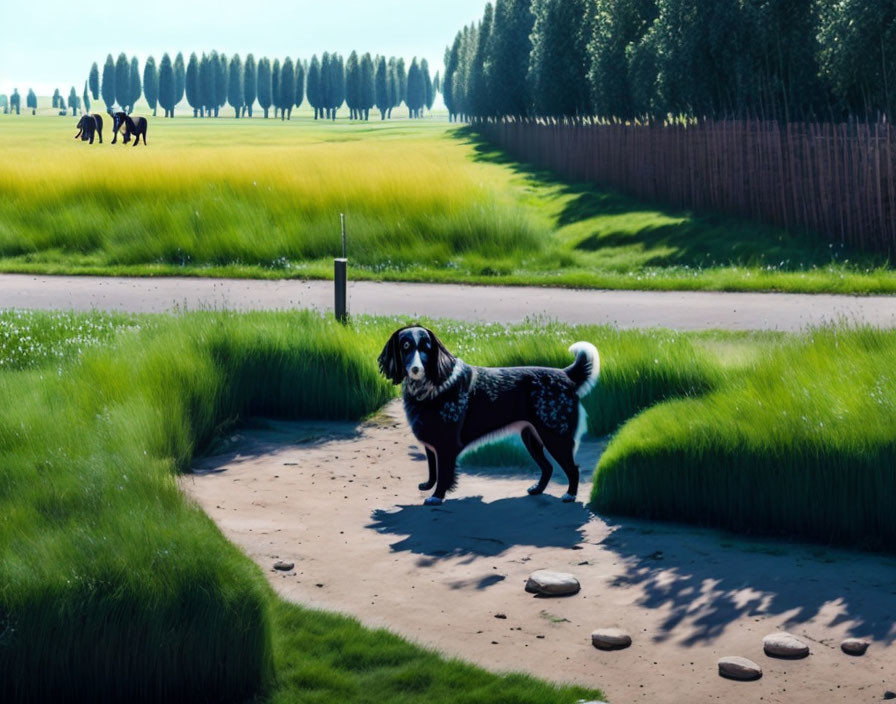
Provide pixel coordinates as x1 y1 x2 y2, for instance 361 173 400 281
111 112 148 146
74 113 104 144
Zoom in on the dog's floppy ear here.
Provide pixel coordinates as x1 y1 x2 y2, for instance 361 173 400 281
426 328 456 386
378 329 404 385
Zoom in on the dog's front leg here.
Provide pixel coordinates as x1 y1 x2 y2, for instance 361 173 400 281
425 450 458 506
419 448 437 491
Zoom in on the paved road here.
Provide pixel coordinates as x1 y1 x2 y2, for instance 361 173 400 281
2 274 896 331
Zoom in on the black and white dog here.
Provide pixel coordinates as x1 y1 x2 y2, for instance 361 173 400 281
378 325 599 506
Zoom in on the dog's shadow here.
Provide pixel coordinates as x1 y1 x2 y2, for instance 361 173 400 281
368 494 591 559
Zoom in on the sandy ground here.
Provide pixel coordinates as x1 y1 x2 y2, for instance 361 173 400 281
4 274 896 330
181 400 896 704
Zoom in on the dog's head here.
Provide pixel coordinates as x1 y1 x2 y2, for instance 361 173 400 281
378 326 456 386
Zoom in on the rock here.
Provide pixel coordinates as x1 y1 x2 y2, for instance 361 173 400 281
591 628 632 650
840 637 870 656
884 692 896 701
525 570 580 596
273 560 294 571
494 613 507 619
763 631 810 658
718 656 763 681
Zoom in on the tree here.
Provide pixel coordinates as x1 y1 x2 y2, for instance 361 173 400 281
329 53 345 119
406 58 425 118
213 51 228 117
68 86 80 116
144 55 158 116
199 53 214 117
421 58 433 113
129 56 141 113
387 56 400 117
257 57 272 118
10 89 21 114
374 55 389 119
175 52 186 110
115 53 129 111
52 89 61 109
307 55 322 119
443 33 462 120
528 0 592 118
433 71 440 95
485 0 535 118
468 2 494 119
243 54 256 117
159 53 175 117
587 0 657 120
82 81 91 114
186 52 201 117
27 88 37 114
279 57 296 120
101 54 115 111
359 52 375 120
89 62 99 100
228 53 243 117
396 57 407 106
271 58 281 118
295 60 305 111
817 0 891 117
345 51 361 119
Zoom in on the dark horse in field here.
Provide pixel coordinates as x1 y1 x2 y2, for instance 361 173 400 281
74 113 104 144
111 112 148 146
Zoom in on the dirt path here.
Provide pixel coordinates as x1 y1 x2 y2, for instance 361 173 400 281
181 400 896 704
3 274 896 330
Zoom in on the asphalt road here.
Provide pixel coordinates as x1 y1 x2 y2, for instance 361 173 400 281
2 274 896 331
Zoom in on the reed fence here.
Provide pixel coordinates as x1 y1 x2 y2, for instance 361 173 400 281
476 118 896 256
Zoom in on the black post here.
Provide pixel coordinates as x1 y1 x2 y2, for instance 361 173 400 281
334 258 347 322
334 213 347 322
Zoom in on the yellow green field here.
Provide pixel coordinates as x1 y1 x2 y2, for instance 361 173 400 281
1 114 894 293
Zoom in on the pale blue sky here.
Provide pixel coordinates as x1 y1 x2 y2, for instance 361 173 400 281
0 0 487 96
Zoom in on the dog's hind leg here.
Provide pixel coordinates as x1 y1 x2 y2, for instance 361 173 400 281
543 435 580 502
419 447 437 491
521 426 553 496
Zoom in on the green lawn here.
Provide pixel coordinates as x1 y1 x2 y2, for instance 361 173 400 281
1 114 893 293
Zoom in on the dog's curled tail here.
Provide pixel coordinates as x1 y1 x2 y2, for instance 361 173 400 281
565 341 600 398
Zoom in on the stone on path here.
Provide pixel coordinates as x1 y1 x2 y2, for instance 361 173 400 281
718 656 763 681
591 628 632 651
840 638 870 656
525 570 580 596
763 631 810 658
273 560 295 571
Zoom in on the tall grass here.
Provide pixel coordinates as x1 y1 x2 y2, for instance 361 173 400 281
2 116 895 292
0 311 607 703
0 311 392 702
592 326 896 549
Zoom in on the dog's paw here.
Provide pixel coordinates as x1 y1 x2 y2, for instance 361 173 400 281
561 492 577 503
418 481 435 491
527 483 545 496
423 496 443 506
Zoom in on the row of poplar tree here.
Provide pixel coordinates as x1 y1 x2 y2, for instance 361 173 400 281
444 0 896 123
0 88 90 115
85 52 439 120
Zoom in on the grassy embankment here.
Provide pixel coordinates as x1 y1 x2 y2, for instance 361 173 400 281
0 115 894 293
2 311 894 700
0 310 603 703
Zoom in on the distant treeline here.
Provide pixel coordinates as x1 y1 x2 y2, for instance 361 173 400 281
444 0 896 122
78 52 439 120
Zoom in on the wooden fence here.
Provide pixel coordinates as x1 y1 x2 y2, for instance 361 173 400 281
476 119 896 256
